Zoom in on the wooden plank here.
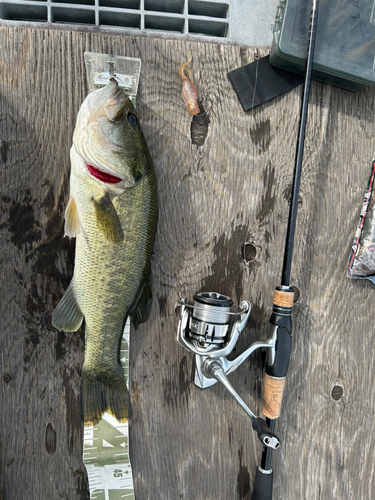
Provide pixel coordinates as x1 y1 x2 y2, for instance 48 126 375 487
1 26 375 500
0 28 89 500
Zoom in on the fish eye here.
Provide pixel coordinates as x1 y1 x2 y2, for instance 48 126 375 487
128 113 137 126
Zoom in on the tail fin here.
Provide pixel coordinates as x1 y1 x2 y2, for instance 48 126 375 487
82 364 130 425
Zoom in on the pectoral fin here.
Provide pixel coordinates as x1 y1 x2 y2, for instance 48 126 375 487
131 282 153 329
52 283 84 332
92 194 124 244
64 197 81 237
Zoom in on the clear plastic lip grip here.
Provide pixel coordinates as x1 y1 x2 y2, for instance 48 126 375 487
84 52 141 105
82 52 141 500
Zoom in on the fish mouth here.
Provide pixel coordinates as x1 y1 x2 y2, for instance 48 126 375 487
86 163 123 184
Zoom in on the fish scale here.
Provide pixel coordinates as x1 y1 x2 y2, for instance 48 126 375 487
74 175 154 370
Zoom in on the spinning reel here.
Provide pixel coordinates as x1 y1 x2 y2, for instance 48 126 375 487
177 291 281 450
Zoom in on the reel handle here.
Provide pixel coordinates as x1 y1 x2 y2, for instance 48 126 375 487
203 360 280 450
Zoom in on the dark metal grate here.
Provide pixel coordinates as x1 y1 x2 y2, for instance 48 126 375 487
0 0 230 39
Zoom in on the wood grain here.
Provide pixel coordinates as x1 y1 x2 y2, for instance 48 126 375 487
1 27 375 500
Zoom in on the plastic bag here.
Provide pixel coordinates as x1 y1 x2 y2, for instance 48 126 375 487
347 160 375 283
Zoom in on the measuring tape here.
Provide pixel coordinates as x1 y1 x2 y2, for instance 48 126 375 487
82 53 142 499
83 320 135 500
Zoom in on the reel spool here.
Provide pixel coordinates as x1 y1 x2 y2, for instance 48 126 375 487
187 292 233 347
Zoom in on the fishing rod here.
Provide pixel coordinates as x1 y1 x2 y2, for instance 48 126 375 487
252 0 319 498
176 0 318 498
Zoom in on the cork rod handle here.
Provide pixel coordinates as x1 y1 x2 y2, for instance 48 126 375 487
262 288 294 419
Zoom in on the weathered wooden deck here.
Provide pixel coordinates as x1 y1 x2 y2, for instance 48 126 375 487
1 26 375 500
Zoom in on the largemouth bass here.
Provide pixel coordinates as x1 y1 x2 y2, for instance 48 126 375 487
53 79 158 424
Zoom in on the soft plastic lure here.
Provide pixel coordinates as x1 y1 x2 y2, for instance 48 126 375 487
178 51 200 116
